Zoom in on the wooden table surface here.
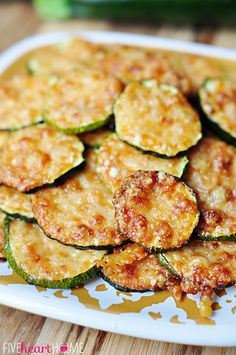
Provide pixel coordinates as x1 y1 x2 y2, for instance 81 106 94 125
0 2 236 354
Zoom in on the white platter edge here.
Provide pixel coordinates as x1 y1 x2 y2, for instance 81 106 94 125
0 30 236 347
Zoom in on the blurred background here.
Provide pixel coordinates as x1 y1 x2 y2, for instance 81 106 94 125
0 0 236 53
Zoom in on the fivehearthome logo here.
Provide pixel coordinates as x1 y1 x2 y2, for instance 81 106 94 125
2 341 84 353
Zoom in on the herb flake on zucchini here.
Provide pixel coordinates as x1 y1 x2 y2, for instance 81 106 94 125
0 76 52 131
115 80 202 158
4 218 106 288
44 67 122 134
199 78 236 146
100 243 181 295
32 151 124 249
0 185 34 221
113 170 199 251
184 137 236 240
0 125 85 192
97 133 188 193
158 239 236 317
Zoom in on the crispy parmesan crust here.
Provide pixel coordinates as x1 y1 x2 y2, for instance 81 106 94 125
160 239 236 316
0 185 34 220
4 219 106 286
0 126 84 192
113 171 199 251
184 137 236 239
100 243 181 294
44 67 122 133
115 81 202 157
200 79 236 142
97 134 188 193
87 45 191 95
0 76 51 130
32 151 124 249
0 211 6 259
28 39 101 76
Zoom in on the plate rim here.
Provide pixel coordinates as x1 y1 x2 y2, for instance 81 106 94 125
0 30 236 347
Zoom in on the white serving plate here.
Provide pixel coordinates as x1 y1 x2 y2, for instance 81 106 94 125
0 31 236 347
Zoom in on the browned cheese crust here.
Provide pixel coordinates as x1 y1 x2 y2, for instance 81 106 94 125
113 171 199 250
87 45 191 95
100 243 181 295
184 137 236 238
32 151 124 248
0 125 84 192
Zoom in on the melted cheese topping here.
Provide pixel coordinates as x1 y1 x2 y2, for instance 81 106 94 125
32 151 123 248
79 128 112 148
101 243 181 293
0 125 84 192
88 45 191 95
114 171 199 250
163 239 236 293
115 81 202 157
0 76 52 130
28 39 101 76
200 79 236 139
0 211 6 259
45 67 122 132
8 220 106 281
97 134 188 193
0 185 34 218
184 137 236 238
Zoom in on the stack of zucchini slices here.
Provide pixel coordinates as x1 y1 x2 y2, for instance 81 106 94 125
0 38 235 319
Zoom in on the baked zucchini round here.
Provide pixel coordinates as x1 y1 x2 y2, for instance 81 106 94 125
4 218 106 288
115 80 202 158
158 239 236 317
0 131 9 148
113 170 199 251
97 133 188 193
87 45 191 95
199 78 236 146
184 137 236 240
32 151 124 249
0 185 34 221
100 243 181 294
0 125 85 192
28 39 101 77
44 67 122 134
0 76 52 130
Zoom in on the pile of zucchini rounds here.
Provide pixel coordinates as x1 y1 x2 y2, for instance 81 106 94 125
0 38 235 318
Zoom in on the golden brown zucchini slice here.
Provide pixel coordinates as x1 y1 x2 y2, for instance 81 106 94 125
199 79 236 146
0 76 52 130
115 81 202 158
100 243 181 295
113 171 199 251
44 67 122 134
32 151 124 249
0 125 84 192
4 218 106 288
78 128 112 149
184 137 236 240
0 211 6 260
0 185 34 221
97 134 188 193
87 45 191 95
158 240 236 317
28 39 101 76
